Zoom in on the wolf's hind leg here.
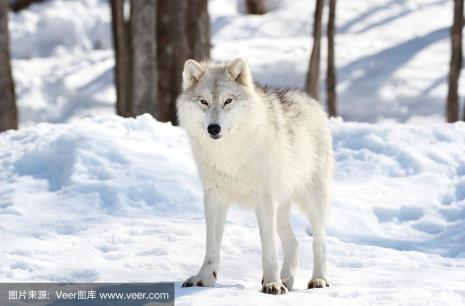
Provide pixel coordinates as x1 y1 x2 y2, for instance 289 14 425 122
277 203 298 291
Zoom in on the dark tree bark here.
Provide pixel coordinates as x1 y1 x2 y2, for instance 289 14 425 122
111 0 132 117
130 0 158 116
446 0 464 122
305 0 325 101
186 0 210 61
246 0 266 15
9 0 45 12
0 0 17 132
157 0 189 124
110 0 209 124
326 0 337 117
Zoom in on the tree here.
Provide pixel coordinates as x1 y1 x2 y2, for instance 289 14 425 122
110 0 132 117
186 0 210 61
245 0 266 15
156 0 210 124
0 0 17 132
326 0 337 117
157 0 189 124
9 0 45 12
110 0 210 123
156 0 210 123
446 0 464 122
130 0 158 116
305 0 325 101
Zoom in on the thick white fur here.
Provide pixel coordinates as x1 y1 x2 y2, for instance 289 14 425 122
177 58 332 294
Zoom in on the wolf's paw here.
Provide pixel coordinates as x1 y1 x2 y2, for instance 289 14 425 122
182 273 216 288
262 281 288 295
281 276 295 291
307 278 330 289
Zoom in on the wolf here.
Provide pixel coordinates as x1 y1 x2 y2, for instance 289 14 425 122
177 57 332 294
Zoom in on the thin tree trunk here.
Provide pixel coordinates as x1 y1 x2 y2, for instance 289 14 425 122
446 0 464 122
111 0 132 117
305 0 325 101
186 0 210 61
246 0 266 15
157 0 189 124
9 0 45 12
0 0 17 132
326 0 337 117
130 0 157 116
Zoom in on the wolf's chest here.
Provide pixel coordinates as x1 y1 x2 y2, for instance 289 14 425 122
199 155 263 199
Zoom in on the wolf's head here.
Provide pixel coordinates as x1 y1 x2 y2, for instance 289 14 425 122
177 58 256 141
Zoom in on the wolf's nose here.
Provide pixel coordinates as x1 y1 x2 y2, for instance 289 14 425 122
207 124 221 136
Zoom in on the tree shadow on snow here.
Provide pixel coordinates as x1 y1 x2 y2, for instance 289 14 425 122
338 27 450 122
338 0 448 34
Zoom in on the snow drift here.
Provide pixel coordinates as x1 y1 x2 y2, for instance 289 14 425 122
1 115 464 305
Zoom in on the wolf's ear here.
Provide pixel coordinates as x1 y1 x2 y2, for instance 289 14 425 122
182 59 205 89
227 57 253 87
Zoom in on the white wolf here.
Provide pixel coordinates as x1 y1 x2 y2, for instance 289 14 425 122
177 58 332 294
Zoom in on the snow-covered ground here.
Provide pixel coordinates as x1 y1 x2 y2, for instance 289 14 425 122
1 115 464 305
3 0 465 305
9 0 114 126
9 0 465 126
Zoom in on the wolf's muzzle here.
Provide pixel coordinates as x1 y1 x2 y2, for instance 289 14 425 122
207 124 221 139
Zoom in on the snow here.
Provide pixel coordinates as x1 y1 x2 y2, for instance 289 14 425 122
211 0 463 123
9 0 114 126
9 0 464 126
3 0 465 305
331 120 465 258
1 115 465 305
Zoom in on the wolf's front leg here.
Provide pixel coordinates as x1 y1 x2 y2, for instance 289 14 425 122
256 200 288 295
182 193 228 288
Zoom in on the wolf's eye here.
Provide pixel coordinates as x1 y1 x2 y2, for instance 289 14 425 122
200 99 208 106
224 98 233 105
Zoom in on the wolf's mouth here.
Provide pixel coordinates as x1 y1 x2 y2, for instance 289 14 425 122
209 134 221 140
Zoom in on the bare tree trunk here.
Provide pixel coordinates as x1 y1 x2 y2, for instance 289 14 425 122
111 0 132 117
130 0 157 117
0 0 17 132
326 0 337 117
157 0 189 124
111 0 209 124
186 0 210 61
246 0 266 15
305 0 325 101
446 0 464 122
9 0 45 12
